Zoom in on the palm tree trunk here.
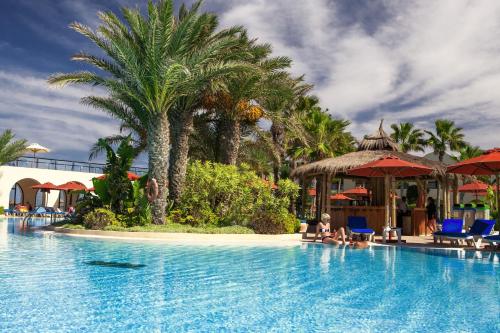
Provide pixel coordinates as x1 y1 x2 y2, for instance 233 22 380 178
219 115 241 165
168 109 194 204
148 113 170 224
271 121 285 182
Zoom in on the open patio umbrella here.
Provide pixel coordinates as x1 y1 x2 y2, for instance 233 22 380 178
330 193 353 201
25 143 50 158
342 186 369 197
347 156 433 227
32 182 59 206
56 182 88 210
448 148 500 220
458 180 489 200
95 171 140 181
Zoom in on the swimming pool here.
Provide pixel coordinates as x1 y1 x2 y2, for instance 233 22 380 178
0 218 498 332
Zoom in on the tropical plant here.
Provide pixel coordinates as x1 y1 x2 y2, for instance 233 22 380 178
90 136 136 214
259 74 312 181
425 119 467 162
453 145 483 162
390 122 426 153
49 0 245 224
0 129 27 165
238 134 276 178
207 33 292 165
291 107 355 162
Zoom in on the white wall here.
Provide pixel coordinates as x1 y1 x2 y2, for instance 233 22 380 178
0 166 101 208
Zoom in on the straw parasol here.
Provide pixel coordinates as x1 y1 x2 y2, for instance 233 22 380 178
347 156 433 227
358 120 400 152
26 143 50 158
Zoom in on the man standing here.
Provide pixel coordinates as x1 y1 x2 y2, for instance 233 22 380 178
397 196 409 228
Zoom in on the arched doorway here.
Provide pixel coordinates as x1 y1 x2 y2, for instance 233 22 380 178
9 183 23 209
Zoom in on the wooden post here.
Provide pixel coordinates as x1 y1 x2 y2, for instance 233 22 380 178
326 173 332 215
391 176 397 227
496 173 499 223
315 176 321 220
300 177 306 218
384 174 390 227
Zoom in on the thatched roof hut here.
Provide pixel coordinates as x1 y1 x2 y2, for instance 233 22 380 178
358 120 400 152
291 150 446 178
292 119 446 178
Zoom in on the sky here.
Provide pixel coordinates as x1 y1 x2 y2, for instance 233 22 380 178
1 0 500 163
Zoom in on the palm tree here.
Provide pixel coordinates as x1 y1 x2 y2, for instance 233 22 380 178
291 107 355 162
390 122 426 153
49 0 244 223
260 74 312 181
454 145 483 161
238 133 276 178
211 35 292 165
0 129 27 165
425 119 466 162
425 119 467 218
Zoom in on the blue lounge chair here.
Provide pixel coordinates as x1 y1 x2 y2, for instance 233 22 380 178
484 234 500 249
433 219 464 244
434 219 495 249
347 216 375 241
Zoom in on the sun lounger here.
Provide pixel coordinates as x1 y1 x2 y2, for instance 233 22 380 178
347 216 375 241
433 218 464 244
434 219 495 249
484 234 500 249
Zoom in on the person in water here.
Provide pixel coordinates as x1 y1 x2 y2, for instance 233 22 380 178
352 233 370 249
314 213 346 245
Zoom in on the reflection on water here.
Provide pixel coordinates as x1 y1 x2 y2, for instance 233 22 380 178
85 260 146 269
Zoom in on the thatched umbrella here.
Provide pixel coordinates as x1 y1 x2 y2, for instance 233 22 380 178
358 119 400 152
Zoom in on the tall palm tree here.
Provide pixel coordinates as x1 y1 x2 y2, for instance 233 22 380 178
0 129 27 165
211 35 292 165
425 119 467 218
425 119 466 162
49 0 244 223
291 108 355 162
390 122 426 153
260 74 312 181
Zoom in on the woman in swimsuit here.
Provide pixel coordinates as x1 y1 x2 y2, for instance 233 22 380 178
314 213 346 245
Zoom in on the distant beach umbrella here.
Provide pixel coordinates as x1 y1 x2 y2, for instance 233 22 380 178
26 143 50 157
330 193 353 201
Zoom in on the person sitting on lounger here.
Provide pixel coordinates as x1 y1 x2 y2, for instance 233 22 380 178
352 234 370 249
314 213 346 245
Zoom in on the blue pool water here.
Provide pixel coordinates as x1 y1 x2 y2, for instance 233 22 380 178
0 218 499 333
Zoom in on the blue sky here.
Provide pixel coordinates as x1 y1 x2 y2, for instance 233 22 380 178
1 0 500 163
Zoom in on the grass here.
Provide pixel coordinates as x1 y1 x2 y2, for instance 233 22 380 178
52 221 255 234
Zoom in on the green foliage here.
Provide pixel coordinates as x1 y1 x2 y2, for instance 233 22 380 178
75 192 103 223
0 206 4 215
251 211 299 234
175 161 299 233
390 122 426 153
83 208 120 230
0 129 27 165
103 223 254 234
425 119 466 161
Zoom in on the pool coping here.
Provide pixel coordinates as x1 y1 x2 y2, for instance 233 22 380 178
42 225 304 247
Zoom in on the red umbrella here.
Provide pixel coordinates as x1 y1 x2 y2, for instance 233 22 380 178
348 156 433 227
96 171 140 181
32 182 59 191
330 193 353 201
448 148 500 216
56 181 87 191
342 186 369 197
32 182 59 207
458 180 488 193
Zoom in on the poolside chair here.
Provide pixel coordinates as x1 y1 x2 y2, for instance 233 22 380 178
484 234 500 249
347 216 375 241
433 219 464 244
434 219 495 249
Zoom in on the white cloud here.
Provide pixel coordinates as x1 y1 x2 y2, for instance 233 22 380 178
217 0 500 148
0 70 119 160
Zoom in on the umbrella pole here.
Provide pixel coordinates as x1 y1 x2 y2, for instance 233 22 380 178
384 174 390 227
496 173 499 223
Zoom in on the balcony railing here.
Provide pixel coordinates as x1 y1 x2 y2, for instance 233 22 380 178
5 156 148 175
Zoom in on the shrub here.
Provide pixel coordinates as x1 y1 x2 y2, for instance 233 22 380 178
83 208 120 230
0 206 4 215
251 211 299 234
176 161 300 233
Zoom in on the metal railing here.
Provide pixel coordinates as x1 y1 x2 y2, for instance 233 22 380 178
6 156 148 175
